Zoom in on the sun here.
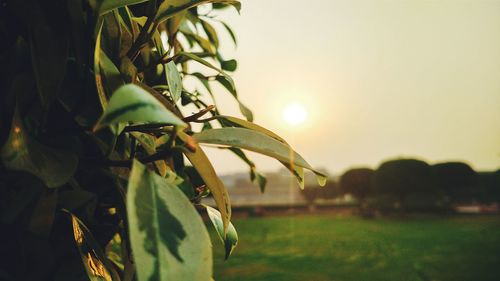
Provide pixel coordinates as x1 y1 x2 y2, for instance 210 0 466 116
282 103 308 126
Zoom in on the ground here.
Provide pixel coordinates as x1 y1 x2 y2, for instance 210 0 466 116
212 215 500 281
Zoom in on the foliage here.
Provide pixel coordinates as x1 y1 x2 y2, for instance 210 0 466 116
372 158 434 209
0 1 325 281
475 170 500 204
431 162 477 203
301 180 339 205
339 168 374 203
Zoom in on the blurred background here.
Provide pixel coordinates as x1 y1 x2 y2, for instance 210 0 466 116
191 1 500 280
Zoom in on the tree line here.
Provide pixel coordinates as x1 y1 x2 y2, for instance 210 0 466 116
302 158 500 212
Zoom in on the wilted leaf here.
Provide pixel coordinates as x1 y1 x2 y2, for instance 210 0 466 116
193 127 327 186
0 110 78 188
178 131 231 234
205 206 238 260
127 161 212 281
94 84 186 131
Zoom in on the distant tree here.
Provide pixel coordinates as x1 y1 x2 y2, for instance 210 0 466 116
373 159 434 209
432 162 477 203
301 181 339 209
339 168 375 217
339 168 374 204
476 170 500 203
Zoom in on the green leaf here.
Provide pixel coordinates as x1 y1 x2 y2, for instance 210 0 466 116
212 116 306 188
215 115 287 143
89 0 149 16
94 23 109 109
220 21 237 46
28 189 58 238
205 206 238 260
221 59 237 72
214 76 253 121
66 211 120 281
156 0 241 24
227 147 267 192
0 110 78 188
94 84 186 131
193 127 327 186
178 131 231 234
200 19 219 48
28 5 68 109
178 53 251 121
127 160 212 281
165 61 183 103
130 132 169 177
179 52 235 90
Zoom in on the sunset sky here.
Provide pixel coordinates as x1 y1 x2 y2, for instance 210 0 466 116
200 0 500 176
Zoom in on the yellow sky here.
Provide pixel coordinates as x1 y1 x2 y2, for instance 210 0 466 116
201 0 500 175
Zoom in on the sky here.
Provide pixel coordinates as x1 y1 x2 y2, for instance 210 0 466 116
198 0 500 176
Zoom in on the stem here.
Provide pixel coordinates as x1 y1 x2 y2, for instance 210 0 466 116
127 0 157 60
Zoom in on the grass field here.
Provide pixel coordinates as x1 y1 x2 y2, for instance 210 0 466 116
212 215 500 281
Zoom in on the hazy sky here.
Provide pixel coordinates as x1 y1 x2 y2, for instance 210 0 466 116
199 0 500 176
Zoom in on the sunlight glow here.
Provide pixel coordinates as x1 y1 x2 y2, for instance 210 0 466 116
282 103 307 126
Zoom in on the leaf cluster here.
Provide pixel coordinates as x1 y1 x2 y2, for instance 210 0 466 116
0 1 325 280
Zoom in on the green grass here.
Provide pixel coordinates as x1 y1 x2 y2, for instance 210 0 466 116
212 215 500 281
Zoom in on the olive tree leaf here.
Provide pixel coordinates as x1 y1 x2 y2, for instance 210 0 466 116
165 61 182 103
0 110 78 188
193 127 327 186
88 0 149 16
65 211 120 281
127 160 212 281
204 205 238 260
94 84 186 131
178 131 231 235
156 0 241 24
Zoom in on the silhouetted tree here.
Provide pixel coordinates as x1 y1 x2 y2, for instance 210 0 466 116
339 168 374 204
339 168 375 217
301 181 339 209
373 159 434 210
432 162 477 203
476 170 500 203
